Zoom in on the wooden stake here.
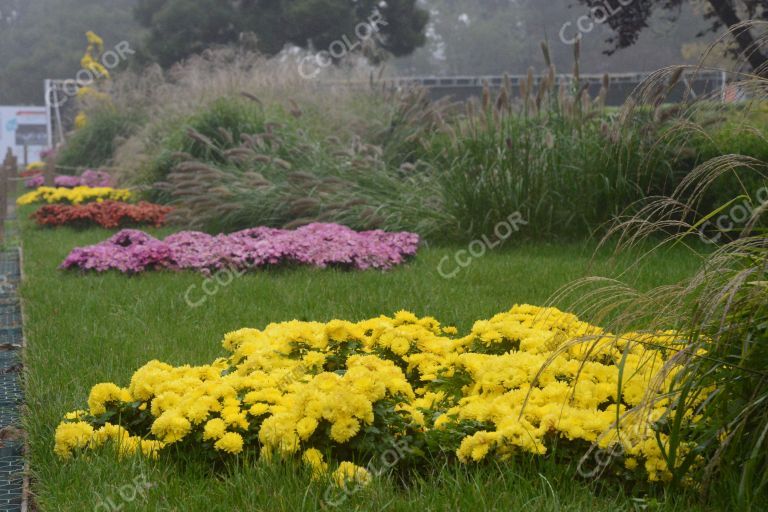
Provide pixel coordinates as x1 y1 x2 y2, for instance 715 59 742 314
44 153 55 187
0 149 12 245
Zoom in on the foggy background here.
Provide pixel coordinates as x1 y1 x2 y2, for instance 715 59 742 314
0 0 720 105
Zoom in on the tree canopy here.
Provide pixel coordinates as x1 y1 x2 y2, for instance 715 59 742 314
0 0 142 105
573 0 768 72
396 0 714 75
133 0 429 67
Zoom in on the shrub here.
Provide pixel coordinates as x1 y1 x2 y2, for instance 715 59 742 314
110 50 398 190
160 126 447 236
57 106 144 169
137 96 269 202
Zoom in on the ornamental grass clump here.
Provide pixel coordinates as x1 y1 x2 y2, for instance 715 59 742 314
33 201 172 229
428 41 687 241
60 223 420 273
547 34 768 505
553 156 767 504
101 49 449 236
55 305 703 487
17 186 132 206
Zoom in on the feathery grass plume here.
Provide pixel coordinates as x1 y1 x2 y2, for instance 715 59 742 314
186 128 218 150
595 73 610 109
481 80 491 111
495 85 509 113
216 127 235 145
665 66 685 97
547 65 557 94
540 41 552 67
521 67 534 104
534 73 549 111
518 76 528 106
288 198 322 217
464 99 477 137
573 39 581 85
558 80 568 108
580 87 592 112
239 92 263 106
222 147 258 163
272 158 292 170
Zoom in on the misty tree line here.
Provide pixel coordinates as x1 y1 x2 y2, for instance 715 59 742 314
0 0 764 105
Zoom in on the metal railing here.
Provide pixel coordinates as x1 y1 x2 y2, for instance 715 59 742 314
330 70 728 105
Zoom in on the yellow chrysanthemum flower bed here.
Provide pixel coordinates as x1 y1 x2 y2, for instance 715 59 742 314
17 186 132 206
55 305 700 486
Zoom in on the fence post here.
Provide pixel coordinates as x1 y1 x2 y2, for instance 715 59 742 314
44 154 55 187
0 149 12 245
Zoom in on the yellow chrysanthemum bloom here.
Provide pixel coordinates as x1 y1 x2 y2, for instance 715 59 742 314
302 448 328 479
151 410 192 444
330 418 361 444
214 432 244 454
87 382 133 416
85 30 104 50
141 439 165 460
54 421 95 459
63 410 88 421
332 462 371 488
203 418 227 441
74 111 88 129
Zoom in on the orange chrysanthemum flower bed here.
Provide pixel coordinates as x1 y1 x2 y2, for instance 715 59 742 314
33 201 173 229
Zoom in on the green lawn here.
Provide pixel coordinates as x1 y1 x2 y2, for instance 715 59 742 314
20 213 718 511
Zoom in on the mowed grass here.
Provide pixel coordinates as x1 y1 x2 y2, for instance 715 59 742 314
20 214 716 511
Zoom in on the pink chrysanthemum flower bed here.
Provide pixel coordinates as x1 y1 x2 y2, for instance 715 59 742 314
60 223 420 274
25 169 112 189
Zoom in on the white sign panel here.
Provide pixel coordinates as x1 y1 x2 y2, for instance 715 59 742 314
0 106 49 164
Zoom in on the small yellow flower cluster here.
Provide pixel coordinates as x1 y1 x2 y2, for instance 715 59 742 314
55 417 164 461
74 31 111 128
82 31 108 77
17 186 132 206
54 305 700 484
74 112 89 130
332 461 372 487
